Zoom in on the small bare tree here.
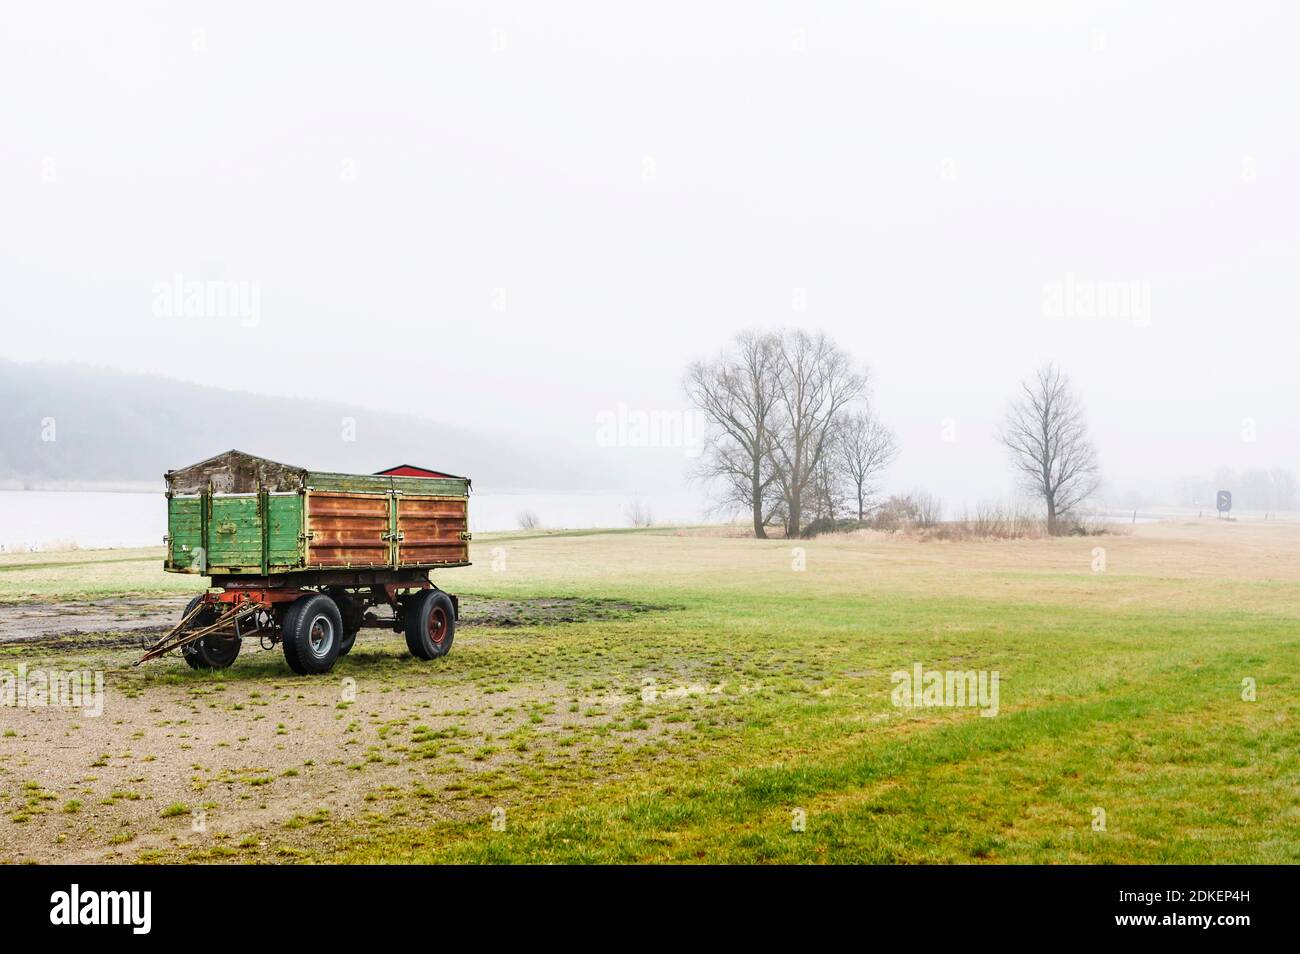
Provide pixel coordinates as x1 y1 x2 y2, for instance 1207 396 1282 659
838 409 899 521
999 363 1100 533
685 331 781 537
626 498 654 527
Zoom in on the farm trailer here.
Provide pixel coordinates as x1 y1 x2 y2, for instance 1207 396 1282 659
140 450 472 674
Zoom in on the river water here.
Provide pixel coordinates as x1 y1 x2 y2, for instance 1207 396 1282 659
0 489 707 552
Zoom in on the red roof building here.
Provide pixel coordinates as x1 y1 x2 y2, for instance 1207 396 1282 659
374 464 468 482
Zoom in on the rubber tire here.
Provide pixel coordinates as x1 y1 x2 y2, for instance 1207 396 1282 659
277 595 310 671
404 589 456 660
329 589 362 656
180 596 241 670
281 593 343 675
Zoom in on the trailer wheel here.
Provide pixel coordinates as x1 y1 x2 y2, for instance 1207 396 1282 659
328 589 362 656
281 593 343 675
404 589 456 660
180 596 241 670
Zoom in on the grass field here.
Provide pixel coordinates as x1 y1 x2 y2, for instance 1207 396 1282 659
1 520 1297 864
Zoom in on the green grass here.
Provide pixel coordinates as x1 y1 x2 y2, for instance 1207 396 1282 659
5 527 1298 864
0 547 194 602
320 589 1297 864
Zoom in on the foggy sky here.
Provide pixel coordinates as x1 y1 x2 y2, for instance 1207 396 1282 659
2 1 1295 512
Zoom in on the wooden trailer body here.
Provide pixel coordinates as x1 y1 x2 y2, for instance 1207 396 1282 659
164 450 471 577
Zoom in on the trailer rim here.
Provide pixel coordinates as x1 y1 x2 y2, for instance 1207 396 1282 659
428 604 449 646
306 611 337 660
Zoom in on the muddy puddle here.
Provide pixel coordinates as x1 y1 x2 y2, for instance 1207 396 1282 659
0 595 663 652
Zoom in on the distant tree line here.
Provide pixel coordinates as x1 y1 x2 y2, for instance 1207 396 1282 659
1176 468 1299 513
686 331 1102 538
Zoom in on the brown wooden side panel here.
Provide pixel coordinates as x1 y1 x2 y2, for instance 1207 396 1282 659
306 491 391 567
397 496 468 565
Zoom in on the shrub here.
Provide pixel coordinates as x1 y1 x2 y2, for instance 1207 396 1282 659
869 495 923 531
793 497 1120 541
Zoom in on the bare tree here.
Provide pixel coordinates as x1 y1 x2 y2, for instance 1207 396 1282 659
625 498 654 527
767 330 866 538
685 331 781 537
999 363 1100 533
838 408 899 521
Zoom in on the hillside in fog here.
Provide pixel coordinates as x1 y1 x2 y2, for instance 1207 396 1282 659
0 359 629 492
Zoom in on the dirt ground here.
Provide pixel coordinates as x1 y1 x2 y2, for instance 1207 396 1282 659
0 597 190 647
0 596 664 864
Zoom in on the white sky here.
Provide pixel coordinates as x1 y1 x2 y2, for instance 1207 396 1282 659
1 1 1295 511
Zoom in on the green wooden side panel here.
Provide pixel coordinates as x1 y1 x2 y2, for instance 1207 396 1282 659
266 494 304 570
306 471 469 497
206 496 264 572
389 477 469 496
165 493 305 574
164 481 467 577
166 497 204 573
